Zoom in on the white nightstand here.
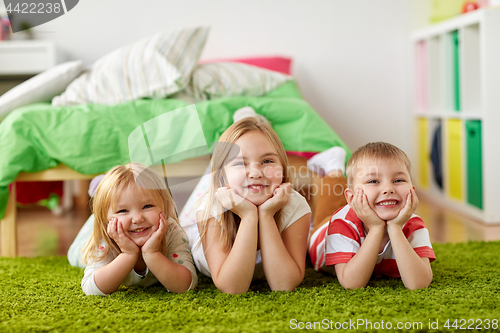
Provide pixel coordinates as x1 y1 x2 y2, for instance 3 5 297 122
0 40 56 75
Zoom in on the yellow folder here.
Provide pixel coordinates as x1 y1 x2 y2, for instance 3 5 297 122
417 118 428 188
446 119 463 200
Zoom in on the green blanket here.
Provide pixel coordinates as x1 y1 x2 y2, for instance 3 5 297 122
0 81 350 218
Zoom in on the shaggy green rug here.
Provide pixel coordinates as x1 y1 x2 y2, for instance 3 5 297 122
1 241 499 333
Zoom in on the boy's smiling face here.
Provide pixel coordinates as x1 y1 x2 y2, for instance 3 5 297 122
347 158 414 221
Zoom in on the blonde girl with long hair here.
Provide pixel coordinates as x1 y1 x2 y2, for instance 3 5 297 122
79 163 197 296
188 117 311 294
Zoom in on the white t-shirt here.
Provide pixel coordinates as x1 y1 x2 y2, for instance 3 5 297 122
181 189 311 279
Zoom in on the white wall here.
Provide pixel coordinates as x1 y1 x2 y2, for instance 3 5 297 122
29 0 430 154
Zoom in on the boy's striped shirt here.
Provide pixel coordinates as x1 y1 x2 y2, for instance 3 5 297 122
309 205 436 278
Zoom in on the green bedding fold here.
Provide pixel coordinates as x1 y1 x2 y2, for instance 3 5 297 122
0 81 350 218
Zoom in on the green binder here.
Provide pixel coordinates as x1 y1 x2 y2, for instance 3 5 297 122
466 121 482 209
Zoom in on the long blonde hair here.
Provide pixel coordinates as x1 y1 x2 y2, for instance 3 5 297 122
198 117 290 251
82 163 178 264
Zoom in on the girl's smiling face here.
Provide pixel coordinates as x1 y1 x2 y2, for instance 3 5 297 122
349 159 413 221
224 130 284 206
107 184 162 247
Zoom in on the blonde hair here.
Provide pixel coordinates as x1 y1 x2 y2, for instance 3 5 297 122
82 163 178 264
346 142 412 188
198 117 289 251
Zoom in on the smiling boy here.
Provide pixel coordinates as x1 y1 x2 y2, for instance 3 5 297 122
309 142 435 290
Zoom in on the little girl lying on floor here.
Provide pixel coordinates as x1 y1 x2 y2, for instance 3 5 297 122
72 163 197 296
181 115 313 294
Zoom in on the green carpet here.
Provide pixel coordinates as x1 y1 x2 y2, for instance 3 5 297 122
1 241 499 332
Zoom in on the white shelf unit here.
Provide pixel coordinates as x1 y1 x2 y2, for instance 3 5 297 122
411 8 500 224
0 40 56 75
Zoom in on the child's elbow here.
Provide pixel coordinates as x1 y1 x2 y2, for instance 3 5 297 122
269 276 303 292
338 277 368 290
215 280 250 295
405 275 433 290
81 285 109 296
406 282 430 290
167 286 190 294
270 282 299 292
211 272 251 294
163 277 193 294
340 282 367 290
81 278 109 296
218 285 249 295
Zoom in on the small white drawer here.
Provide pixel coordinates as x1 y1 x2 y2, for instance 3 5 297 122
0 41 56 75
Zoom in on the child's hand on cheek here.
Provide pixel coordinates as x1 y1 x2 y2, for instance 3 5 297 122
107 217 140 256
142 212 167 254
349 188 385 230
386 188 418 229
215 186 257 219
258 182 292 216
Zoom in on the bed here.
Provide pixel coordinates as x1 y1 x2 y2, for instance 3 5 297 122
0 27 350 257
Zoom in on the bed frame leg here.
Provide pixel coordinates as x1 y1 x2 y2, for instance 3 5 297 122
1 183 17 257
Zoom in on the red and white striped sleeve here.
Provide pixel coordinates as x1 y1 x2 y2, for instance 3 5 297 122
325 207 364 266
403 215 436 262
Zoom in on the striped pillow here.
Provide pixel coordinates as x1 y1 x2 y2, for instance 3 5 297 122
180 62 292 102
52 27 209 106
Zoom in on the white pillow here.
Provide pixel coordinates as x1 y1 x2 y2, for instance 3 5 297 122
52 27 209 106
182 62 292 102
0 60 83 119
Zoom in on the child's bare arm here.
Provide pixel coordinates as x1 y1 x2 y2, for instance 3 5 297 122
92 218 139 294
386 228 433 289
259 214 310 292
259 211 310 291
143 252 192 293
197 188 259 294
142 213 193 293
387 190 433 289
258 183 309 291
199 214 258 294
92 253 138 294
334 225 385 289
336 190 386 289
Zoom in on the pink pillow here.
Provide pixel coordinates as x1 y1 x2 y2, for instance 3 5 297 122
287 151 317 159
199 56 292 75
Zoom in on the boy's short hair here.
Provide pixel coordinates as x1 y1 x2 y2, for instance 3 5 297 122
346 142 412 187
